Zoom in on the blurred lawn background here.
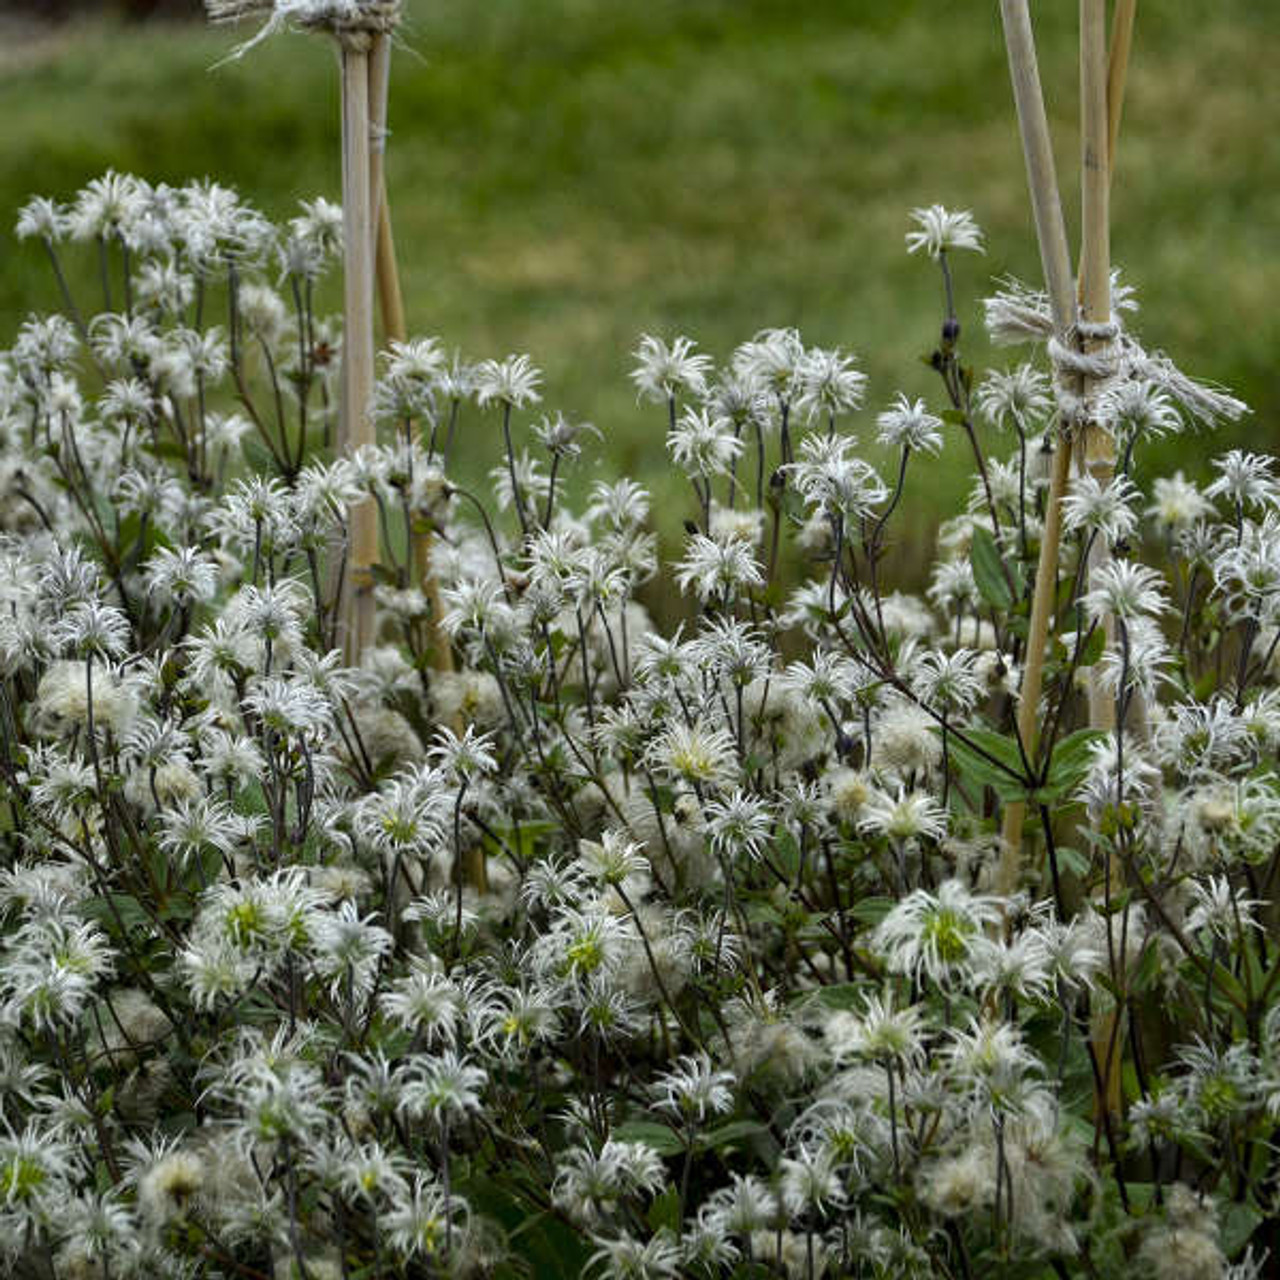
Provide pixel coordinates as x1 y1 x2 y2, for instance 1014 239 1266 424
1 0 1276 585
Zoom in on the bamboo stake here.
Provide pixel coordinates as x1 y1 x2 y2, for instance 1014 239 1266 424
365 33 455 682
364 25 469 888
363 37 473 890
367 33 407 350
996 1 1081 888
340 41 379 662
1081 0 1129 1128
1078 0 1138 741
1080 0 1112 326
1106 0 1137 179
998 4 1079 334
1100 3 1150 749
375 204 406 344
368 33 393 259
366 30 481 865
1079 0 1115 738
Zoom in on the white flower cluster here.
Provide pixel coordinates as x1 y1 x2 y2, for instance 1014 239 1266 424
0 181 1274 1279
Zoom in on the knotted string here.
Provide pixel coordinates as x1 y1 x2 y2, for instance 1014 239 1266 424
1048 318 1121 431
984 276 1249 432
205 0 401 58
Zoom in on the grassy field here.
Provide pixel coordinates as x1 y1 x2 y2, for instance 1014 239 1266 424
1 1 1276 574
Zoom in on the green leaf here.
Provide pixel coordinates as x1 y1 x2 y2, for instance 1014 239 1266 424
489 820 557 863
1131 940 1162 994
303 428 334 464
1052 845 1091 879
147 845 171 894
849 896 895 927
80 892 151 936
465 1183 591 1280
1210 961 1247 1012
240 435 277 476
1045 729 1105 791
1004 612 1030 641
743 899 786 927
159 889 198 925
1122 1181 1158 1213
946 727 1030 800
810 983 864 1012
771 829 801 880
1221 1201 1262 1257
647 1185 681 1233
612 1121 684 1156
1075 624 1107 669
697 1120 767 1152
146 438 189 464
781 487 807 524
970 525 1013 609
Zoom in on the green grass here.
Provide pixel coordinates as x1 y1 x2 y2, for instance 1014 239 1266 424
1 0 1277 577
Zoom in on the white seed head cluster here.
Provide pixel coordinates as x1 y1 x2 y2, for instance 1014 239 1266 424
0 168 1273 1278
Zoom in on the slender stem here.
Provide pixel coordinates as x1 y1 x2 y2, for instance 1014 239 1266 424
280 1137 313 1280
502 403 531 538
97 234 113 313
450 780 469 970
42 239 92 358
886 1058 901 1182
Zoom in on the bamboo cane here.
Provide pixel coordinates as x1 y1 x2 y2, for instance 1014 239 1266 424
204 3 398 664
364 28 474 892
368 33 393 273
1099 0 1147 761
1081 0 1132 1129
1107 0 1137 181
375 201 407 343
1079 0 1115 738
365 34 455 683
1077 1 1141 747
996 1 1081 889
340 41 379 663
367 33 407 350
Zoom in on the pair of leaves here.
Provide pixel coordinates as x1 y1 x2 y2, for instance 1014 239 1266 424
947 725 1103 804
613 1118 768 1158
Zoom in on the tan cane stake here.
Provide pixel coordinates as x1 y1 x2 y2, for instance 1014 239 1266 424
365 35 455 680
1078 1 1143 744
340 41 378 663
375 203 407 344
996 1 1081 887
364 28 469 886
1107 0 1137 180
1081 0 1132 1130
204 4 401 664
368 30 407 350
1078 0 1116 737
